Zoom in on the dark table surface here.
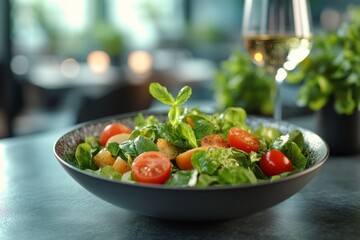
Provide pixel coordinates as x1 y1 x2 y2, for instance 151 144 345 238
1 114 359 240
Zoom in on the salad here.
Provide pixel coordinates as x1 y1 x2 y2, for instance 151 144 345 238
71 82 309 187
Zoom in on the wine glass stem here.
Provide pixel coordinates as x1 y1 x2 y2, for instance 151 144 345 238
274 80 282 121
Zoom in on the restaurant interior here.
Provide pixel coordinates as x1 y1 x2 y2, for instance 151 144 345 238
1 1 360 239
0 0 358 138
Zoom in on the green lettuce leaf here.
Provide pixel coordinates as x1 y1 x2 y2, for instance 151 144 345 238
75 143 97 170
120 136 158 161
191 150 221 175
218 166 257 185
272 130 305 151
196 174 219 187
166 170 198 187
86 166 122 180
271 130 308 171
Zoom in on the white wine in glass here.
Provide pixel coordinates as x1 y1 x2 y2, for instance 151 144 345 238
242 0 312 120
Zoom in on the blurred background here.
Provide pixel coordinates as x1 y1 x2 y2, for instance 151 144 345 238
0 0 358 138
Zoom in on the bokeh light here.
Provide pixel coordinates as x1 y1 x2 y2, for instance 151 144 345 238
275 67 287 82
11 55 30 75
254 52 263 63
320 8 341 30
87 51 111 74
127 50 153 75
60 58 80 78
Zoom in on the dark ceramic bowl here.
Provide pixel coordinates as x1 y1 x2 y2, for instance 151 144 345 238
54 111 329 221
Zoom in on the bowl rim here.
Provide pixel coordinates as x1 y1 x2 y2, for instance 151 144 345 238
53 110 330 192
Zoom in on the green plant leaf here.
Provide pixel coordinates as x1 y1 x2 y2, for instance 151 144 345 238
166 170 198 187
287 5 360 115
168 105 179 126
75 143 97 170
213 51 274 115
334 90 356 114
175 86 192 105
149 82 175 105
218 166 257 184
177 122 197 148
191 150 221 175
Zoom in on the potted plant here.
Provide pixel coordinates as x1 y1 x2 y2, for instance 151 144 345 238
214 51 275 116
287 6 360 155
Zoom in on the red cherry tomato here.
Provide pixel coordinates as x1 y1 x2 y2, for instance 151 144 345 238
227 127 260 153
259 149 294 177
99 123 132 146
132 151 172 184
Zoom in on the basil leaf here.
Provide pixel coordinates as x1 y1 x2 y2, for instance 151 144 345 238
156 123 185 149
177 122 198 148
271 130 308 171
175 86 192 105
185 109 222 141
186 108 220 128
133 136 159 154
132 122 159 142
149 82 175 105
282 142 308 171
120 136 158 159
220 107 248 133
272 130 305 151
107 142 121 157
193 119 216 142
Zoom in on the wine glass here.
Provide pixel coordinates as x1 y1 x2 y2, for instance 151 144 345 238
242 0 312 120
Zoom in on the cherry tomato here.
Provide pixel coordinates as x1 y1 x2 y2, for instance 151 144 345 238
132 151 171 184
99 123 132 146
259 149 294 177
227 127 260 153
